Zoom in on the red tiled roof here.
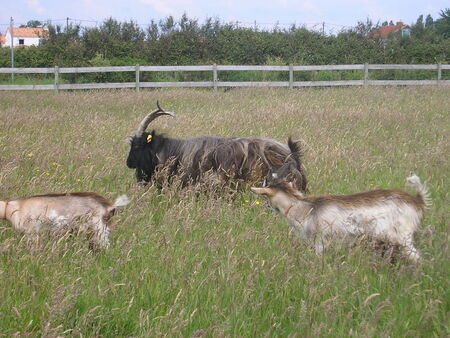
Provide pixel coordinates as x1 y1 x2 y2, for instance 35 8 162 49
0 35 5 45
369 21 410 38
7 27 48 38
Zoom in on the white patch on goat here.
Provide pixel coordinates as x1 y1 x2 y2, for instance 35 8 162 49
47 209 69 228
312 202 420 246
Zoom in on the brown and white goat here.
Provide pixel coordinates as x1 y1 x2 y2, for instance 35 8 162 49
0 192 130 249
252 175 430 262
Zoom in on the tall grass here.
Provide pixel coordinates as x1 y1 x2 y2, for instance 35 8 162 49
0 87 449 336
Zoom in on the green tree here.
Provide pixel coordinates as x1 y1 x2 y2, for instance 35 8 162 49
20 20 43 28
425 15 434 28
39 23 85 66
146 19 159 41
412 15 425 38
435 8 450 37
159 16 176 35
82 18 145 59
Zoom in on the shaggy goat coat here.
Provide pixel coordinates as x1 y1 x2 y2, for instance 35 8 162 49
252 175 429 262
0 193 130 248
126 102 308 191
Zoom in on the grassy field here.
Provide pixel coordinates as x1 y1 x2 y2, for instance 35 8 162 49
0 87 449 336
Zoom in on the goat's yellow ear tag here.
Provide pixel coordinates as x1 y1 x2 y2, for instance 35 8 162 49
147 135 153 143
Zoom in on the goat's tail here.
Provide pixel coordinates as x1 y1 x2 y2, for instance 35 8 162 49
287 137 308 193
0 201 6 219
406 174 431 208
287 137 304 167
113 195 131 209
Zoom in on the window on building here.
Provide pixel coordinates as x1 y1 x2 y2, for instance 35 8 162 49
19 39 25 45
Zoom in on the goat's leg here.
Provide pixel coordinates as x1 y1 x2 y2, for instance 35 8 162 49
90 218 111 249
403 238 421 263
314 236 326 255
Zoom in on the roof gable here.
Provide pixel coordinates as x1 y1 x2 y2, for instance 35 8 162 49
7 27 48 38
369 21 410 38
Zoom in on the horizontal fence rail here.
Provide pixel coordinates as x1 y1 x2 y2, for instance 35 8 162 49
0 64 449 91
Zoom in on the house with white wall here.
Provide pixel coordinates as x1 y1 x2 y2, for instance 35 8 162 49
368 21 411 39
1 27 48 47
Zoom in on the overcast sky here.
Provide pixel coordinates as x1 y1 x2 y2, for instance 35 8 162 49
1 0 448 34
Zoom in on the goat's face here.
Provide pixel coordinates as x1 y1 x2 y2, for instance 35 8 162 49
127 131 159 184
251 186 283 214
252 182 303 213
127 101 176 184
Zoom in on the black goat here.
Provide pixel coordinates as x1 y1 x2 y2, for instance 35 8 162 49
126 102 307 192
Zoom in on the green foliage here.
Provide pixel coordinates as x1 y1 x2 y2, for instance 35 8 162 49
82 18 145 60
19 20 43 28
436 8 450 38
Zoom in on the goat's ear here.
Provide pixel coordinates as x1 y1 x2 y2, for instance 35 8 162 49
287 181 303 198
251 187 275 196
146 130 156 144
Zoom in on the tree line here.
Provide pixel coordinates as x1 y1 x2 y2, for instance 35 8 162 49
0 11 449 83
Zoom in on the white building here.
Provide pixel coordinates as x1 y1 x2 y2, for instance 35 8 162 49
0 27 48 47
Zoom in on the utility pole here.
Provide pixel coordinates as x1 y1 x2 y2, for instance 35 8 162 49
66 17 69 31
322 22 325 35
10 16 14 82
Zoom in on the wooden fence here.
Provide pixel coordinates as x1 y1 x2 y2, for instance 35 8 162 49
0 63 449 91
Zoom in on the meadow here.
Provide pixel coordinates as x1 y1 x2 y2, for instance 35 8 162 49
0 86 448 336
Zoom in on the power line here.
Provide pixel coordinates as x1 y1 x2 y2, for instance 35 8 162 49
0 17 350 27
0 17 354 36
68 18 99 23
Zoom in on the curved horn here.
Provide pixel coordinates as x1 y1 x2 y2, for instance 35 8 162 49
135 101 176 137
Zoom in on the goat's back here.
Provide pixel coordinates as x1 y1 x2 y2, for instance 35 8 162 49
199 137 290 177
302 189 426 211
13 192 112 221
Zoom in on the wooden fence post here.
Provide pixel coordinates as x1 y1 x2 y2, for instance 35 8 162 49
364 63 369 86
135 64 140 92
213 63 218 90
54 66 59 93
289 64 293 89
437 63 441 85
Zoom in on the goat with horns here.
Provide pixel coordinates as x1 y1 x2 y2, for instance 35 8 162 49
126 102 308 191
